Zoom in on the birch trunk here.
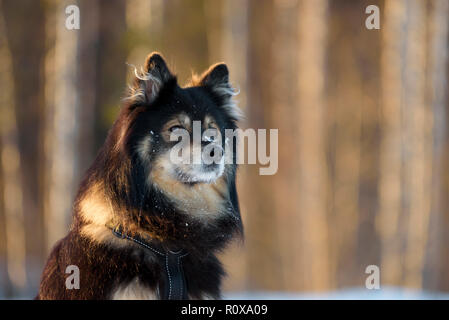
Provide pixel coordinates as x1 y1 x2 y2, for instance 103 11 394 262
44 0 80 252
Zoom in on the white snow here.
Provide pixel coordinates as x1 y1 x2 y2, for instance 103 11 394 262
224 287 449 300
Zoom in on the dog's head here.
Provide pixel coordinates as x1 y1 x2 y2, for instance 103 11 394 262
120 54 239 189
121 53 241 189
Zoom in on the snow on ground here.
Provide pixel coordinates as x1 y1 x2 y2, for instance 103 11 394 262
2 286 449 300
224 287 449 300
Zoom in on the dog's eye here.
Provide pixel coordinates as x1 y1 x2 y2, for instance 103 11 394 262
169 125 184 132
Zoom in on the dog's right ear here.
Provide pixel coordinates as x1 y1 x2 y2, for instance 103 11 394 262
198 63 243 121
127 52 175 104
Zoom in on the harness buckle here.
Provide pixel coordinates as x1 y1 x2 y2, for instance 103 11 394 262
112 227 126 239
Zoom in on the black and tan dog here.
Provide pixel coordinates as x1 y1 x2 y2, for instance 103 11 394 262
37 53 243 300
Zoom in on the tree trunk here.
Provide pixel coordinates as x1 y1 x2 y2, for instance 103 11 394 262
270 0 303 291
2 0 46 295
296 0 330 291
402 0 431 289
77 0 100 176
44 0 81 252
0 0 27 295
95 0 128 148
377 0 407 286
244 0 281 291
326 0 383 288
423 0 449 291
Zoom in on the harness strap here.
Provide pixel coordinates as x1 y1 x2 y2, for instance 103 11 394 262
110 226 189 300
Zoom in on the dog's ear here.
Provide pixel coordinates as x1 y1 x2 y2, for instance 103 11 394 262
200 63 230 89
144 52 173 84
200 63 243 121
128 52 175 104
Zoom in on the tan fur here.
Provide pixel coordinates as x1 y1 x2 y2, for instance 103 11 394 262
189 293 216 300
78 182 113 227
162 113 191 136
78 184 130 248
137 135 152 164
111 277 157 300
78 182 156 248
204 115 219 131
115 125 128 152
150 155 228 218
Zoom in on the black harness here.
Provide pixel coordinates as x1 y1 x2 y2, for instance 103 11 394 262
110 226 189 300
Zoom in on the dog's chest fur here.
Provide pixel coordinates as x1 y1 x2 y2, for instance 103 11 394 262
111 278 157 300
37 229 224 300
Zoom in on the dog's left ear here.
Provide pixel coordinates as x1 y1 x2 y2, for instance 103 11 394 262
144 52 173 84
200 63 242 121
128 52 175 104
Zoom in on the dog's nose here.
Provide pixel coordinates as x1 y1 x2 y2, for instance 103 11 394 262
202 144 224 165
209 146 223 159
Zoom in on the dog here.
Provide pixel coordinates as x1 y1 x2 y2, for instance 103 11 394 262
36 52 243 300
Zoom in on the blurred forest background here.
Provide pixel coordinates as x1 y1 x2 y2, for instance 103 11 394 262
1 0 449 298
